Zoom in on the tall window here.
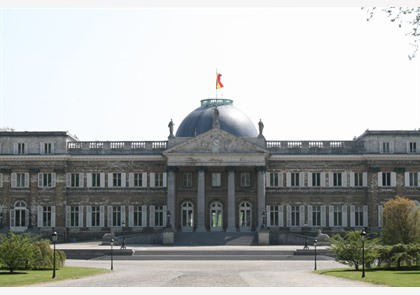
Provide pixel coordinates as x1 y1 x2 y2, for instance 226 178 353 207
16 143 26 154
154 205 164 227
382 142 390 153
333 172 342 187
312 205 321 226
112 206 122 227
409 142 417 153
212 173 221 187
92 173 101 187
71 173 80 187
269 172 279 187
113 173 122 187
291 173 300 187
355 205 364 227
382 172 391 187
38 173 55 188
154 173 165 187
134 206 146 227
70 206 79 227
14 173 29 188
354 173 363 187
409 172 418 187
43 206 52 227
291 206 300 226
133 173 144 187
183 173 192 187
240 172 251 187
333 206 342 226
42 143 54 154
269 205 279 226
312 173 321 187
91 206 100 227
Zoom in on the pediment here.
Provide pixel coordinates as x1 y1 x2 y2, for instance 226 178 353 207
164 128 268 155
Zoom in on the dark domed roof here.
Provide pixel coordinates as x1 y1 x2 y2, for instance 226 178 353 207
175 99 258 138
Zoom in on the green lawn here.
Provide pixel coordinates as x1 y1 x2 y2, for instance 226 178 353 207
316 268 420 287
0 266 109 287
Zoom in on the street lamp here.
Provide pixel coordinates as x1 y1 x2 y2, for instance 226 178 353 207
261 211 267 229
166 210 171 228
314 238 317 270
51 229 58 279
303 221 309 249
110 238 114 270
361 229 367 278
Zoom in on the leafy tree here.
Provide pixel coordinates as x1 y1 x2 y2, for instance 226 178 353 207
382 196 420 245
363 7 420 60
329 230 379 270
0 232 37 273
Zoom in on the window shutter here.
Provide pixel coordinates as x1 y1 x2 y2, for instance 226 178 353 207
307 172 312 187
10 209 15 227
405 172 410 187
363 205 368 227
286 205 291 227
299 172 305 187
142 205 148 227
65 206 71 227
278 172 283 187
379 141 383 153
40 142 45 154
150 173 155 188
128 173 134 187
100 173 105 188
66 173 71 187
142 172 148 187
37 206 43 227
406 141 410 153
391 172 397 187
51 173 56 187
107 206 113 227
87 173 92 187
108 173 113 188
342 172 348 187
99 206 105 227
265 172 271 187
86 206 92 227
149 206 155 227
163 172 167 187
128 206 134 227
24 173 29 187
163 205 167 226
350 205 355 227
349 172 354 187
121 173 126 187
328 205 334 227
320 172 326 187
79 206 84 227
51 143 55 154
266 205 271 226
11 173 17 188
362 172 368 187
299 205 305 225
342 205 347 227
378 172 382 187
51 206 56 227
121 206 126 224
79 173 84 187
278 205 284 227
307 205 313 226
38 173 43 187
328 172 334 187
286 172 291 187
390 141 394 153
321 205 327 227
13 142 18 154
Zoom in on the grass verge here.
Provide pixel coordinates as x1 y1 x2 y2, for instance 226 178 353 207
0 266 109 287
316 268 420 287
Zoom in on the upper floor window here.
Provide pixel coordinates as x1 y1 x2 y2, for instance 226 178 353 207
112 173 122 187
379 141 394 153
38 173 56 188
154 172 165 187
312 205 321 227
14 142 27 154
291 172 300 187
382 172 391 187
240 172 251 187
312 173 321 187
408 142 417 153
11 173 30 188
333 172 342 187
212 173 221 187
183 173 192 187
66 173 84 188
40 142 54 154
268 172 279 187
354 173 363 187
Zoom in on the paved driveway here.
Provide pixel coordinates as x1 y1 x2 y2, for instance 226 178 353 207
33 259 380 288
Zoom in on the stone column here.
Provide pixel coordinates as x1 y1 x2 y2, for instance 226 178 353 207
226 167 236 232
196 167 206 232
257 167 266 228
166 167 176 230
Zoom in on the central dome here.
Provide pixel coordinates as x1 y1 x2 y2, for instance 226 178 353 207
175 98 258 138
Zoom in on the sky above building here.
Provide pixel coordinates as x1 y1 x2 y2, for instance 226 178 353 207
0 1 419 141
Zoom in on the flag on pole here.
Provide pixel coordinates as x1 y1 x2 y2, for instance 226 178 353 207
216 73 224 89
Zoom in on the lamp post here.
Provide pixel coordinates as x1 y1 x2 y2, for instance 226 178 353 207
361 229 367 278
51 229 58 279
166 210 171 228
303 221 309 249
261 211 267 229
314 238 317 270
110 238 114 270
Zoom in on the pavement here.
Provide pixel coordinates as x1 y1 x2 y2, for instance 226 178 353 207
27 241 386 289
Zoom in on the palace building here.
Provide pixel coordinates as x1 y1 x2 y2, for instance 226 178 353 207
0 98 420 244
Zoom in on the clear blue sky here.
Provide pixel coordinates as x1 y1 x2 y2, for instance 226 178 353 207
0 1 419 141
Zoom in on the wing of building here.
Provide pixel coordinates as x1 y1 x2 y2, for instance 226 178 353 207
1 98 419 244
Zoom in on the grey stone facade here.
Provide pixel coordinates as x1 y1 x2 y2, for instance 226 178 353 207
1 103 420 243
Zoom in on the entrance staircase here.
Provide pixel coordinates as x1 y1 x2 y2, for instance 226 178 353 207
174 232 257 246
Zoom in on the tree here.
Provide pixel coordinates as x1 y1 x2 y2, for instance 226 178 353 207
329 230 379 270
363 7 420 60
382 196 420 245
0 232 37 273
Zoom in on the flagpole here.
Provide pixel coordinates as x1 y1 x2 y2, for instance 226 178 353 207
215 69 218 99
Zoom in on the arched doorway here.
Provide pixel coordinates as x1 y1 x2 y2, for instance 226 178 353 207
239 201 252 232
12 201 29 232
210 201 223 231
181 201 194 232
